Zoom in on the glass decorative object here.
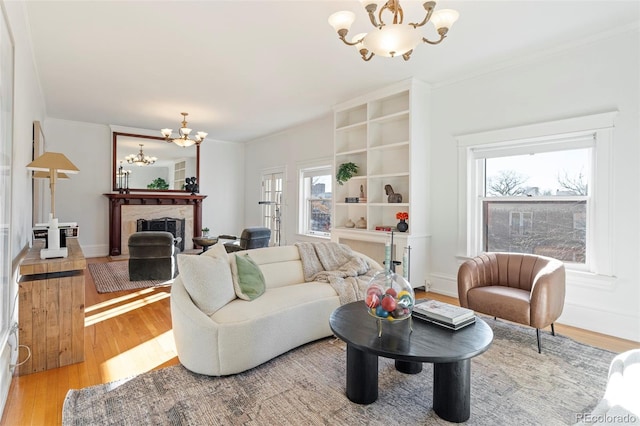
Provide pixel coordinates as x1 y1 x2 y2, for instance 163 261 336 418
365 270 415 336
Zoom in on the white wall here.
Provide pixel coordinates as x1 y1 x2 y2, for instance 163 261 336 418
43 119 111 257
199 138 245 238
243 114 333 245
428 28 640 341
3 0 47 416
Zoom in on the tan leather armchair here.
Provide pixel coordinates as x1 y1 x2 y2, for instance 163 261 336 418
458 252 566 353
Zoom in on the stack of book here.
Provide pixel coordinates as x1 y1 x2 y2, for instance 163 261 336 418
412 299 476 330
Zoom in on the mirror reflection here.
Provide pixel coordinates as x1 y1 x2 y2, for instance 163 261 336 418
113 132 199 192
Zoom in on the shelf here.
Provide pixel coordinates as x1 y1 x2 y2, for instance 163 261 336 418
336 202 368 206
367 203 409 207
367 172 410 179
369 141 409 151
369 110 410 124
336 104 367 128
336 148 367 156
335 121 367 131
369 90 410 120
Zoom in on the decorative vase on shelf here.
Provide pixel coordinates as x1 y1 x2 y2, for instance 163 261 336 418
397 220 408 232
355 217 367 229
345 219 355 228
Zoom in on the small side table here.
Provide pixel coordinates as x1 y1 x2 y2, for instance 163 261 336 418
192 237 218 253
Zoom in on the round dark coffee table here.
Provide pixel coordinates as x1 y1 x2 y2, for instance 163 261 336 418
329 301 493 423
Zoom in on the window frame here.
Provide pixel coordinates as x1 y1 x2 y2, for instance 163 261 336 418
457 111 617 277
260 168 285 246
297 160 332 239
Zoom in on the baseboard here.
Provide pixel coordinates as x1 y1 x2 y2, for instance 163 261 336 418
0 343 12 418
427 271 640 343
80 243 109 258
428 272 458 298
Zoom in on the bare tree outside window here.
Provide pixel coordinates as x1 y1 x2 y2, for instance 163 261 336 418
557 171 588 195
486 170 529 196
483 149 590 264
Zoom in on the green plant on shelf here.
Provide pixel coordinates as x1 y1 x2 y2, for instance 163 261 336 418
147 177 169 190
336 162 358 185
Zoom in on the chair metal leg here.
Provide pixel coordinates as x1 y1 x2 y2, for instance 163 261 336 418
536 328 542 353
551 323 555 336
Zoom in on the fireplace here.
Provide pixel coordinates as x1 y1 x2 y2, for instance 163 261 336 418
137 217 186 251
104 193 206 256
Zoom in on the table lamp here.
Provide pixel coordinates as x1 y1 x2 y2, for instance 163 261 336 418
27 152 79 258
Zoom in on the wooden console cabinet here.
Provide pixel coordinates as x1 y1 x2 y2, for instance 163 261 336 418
18 239 86 375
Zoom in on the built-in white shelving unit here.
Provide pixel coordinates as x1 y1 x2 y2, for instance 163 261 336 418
332 79 430 288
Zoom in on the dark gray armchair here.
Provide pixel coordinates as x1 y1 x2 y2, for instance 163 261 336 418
223 227 271 253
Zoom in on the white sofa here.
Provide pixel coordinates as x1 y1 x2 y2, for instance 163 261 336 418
576 349 640 425
171 244 381 376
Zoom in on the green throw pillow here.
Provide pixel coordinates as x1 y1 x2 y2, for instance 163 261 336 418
234 254 266 300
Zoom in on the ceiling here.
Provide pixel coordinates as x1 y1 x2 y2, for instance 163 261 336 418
24 1 639 143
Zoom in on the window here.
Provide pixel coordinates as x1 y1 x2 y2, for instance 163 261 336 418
482 148 590 264
298 164 332 237
261 170 284 246
458 112 616 276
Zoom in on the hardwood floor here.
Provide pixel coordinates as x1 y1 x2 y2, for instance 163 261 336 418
1 258 638 425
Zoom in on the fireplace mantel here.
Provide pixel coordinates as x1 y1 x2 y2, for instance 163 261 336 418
104 193 207 256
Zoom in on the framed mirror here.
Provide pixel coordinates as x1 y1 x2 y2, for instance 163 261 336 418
112 132 200 192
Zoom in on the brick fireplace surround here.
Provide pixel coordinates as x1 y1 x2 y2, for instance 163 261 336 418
104 193 207 256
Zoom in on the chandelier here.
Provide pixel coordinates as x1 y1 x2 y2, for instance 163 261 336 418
328 0 459 61
161 112 207 147
126 144 157 166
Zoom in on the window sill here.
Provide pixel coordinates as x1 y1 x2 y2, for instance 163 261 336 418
296 233 331 241
566 269 617 290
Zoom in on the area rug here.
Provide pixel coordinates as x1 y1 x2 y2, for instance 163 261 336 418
62 318 615 425
88 261 172 293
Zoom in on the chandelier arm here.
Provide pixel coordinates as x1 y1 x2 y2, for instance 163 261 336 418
422 33 446 45
409 2 436 28
360 51 375 61
365 4 380 28
338 29 363 46
402 50 413 61
379 0 404 25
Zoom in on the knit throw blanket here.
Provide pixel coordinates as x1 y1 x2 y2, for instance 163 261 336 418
295 242 380 305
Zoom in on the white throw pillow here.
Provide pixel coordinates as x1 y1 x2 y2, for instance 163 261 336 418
177 251 235 315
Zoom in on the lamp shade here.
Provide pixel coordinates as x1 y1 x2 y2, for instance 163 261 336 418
26 152 80 174
363 24 422 57
328 11 355 32
430 9 459 30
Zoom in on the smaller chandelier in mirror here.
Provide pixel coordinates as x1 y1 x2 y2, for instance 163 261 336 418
328 0 459 61
161 112 208 147
125 144 157 166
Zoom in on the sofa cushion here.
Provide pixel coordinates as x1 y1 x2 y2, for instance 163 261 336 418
177 247 235 315
232 254 266 300
212 282 338 323
243 246 306 288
